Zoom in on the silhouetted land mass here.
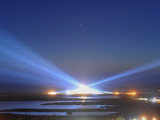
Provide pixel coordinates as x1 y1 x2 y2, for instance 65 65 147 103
0 114 116 120
0 97 160 120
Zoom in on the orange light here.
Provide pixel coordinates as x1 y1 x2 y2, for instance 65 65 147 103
126 91 137 96
152 117 157 120
113 91 120 95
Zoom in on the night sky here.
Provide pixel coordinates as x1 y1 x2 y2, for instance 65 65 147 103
0 0 160 93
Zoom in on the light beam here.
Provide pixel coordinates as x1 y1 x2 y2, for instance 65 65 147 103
89 60 160 87
0 32 80 88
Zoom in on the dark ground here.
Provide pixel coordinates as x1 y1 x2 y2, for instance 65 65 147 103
0 114 116 120
0 97 160 120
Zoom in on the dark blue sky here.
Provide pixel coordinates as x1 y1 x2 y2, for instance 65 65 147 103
0 0 160 93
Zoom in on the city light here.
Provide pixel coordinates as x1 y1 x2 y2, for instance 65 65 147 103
113 91 120 95
150 97 160 103
137 97 148 101
65 84 101 95
125 91 137 96
141 116 147 120
80 96 88 99
132 118 137 120
152 117 157 120
48 91 57 95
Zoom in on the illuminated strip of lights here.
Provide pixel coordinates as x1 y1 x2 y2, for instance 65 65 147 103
65 84 102 95
48 91 57 95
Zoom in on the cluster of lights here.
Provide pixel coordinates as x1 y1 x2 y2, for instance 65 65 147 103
132 115 157 120
150 97 160 103
80 96 88 99
46 84 106 96
47 91 57 95
113 91 120 95
137 97 160 104
141 116 147 120
47 87 139 96
140 115 157 120
125 91 137 96
65 84 102 95
113 91 137 96
137 97 148 101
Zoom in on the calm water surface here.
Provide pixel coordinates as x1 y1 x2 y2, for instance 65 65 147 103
0 96 117 116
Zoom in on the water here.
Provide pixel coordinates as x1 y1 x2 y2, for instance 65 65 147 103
0 111 117 116
0 101 105 109
0 101 116 116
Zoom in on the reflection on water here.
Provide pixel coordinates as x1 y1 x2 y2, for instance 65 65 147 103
0 112 117 116
0 96 117 116
0 112 67 116
0 101 106 110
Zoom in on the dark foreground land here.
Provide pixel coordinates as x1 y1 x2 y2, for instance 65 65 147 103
0 96 160 120
0 114 116 120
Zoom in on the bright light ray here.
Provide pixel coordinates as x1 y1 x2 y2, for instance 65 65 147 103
89 60 160 87
65 84 102 95
0 45 79 87
0 32 80 87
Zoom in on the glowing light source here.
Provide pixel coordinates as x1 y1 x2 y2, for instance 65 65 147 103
151 97 157 103
126 91 137 96
65 90 73 95
141 116 147 120
137 97 148 101
80 96 88 99
48 91 57 95
150 97 160 103
132 118 137 120
113 91 120 95
152 117 157 120
65 84 101 95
